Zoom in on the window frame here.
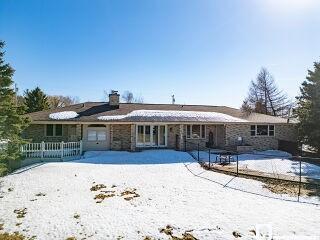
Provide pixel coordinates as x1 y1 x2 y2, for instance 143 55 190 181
87 129 107 141
45 124 63 137
136 124 167 147
186 124 206 139
250 125 275 137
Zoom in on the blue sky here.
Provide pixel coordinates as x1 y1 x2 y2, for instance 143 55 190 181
1 0 320 108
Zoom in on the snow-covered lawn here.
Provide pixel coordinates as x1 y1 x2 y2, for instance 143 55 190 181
0 150 319 240
195 150 320 180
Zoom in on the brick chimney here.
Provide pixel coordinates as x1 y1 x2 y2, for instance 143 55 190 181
109 90 120 107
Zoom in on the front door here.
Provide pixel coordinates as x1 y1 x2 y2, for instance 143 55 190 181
83 124 110 151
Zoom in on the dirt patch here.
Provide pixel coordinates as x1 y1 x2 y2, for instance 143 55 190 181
143 237 153 240
121 189 140 201
0 223 3 231
201 162 320 197
91 184 140 203
160 225 174 236
8 188 13 192
159 225 198 240
262 180 320 197
0 232 26 240
94 193 115 203
90 184 106 192
13 208 27 219
65 237 76 240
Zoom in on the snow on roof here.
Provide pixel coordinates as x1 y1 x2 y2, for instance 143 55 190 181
98 110 248 122
49 111 79 120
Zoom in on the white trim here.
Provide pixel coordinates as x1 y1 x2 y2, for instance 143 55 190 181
135 124 167 148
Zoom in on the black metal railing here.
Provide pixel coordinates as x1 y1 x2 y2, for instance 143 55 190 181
184 139 320 201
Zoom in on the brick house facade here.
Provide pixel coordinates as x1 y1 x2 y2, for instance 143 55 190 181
23 91 297 152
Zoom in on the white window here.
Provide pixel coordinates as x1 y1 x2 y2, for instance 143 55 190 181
136 125 167 147
87 130 106 141
250 125 275 136
186 125 206 139
88 130 97 141
97 131 107 141
46 124 63 137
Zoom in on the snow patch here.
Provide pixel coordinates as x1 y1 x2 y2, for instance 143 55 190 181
49 111 79 120
0 150 318 240
196 150 320 179
98 110 247 122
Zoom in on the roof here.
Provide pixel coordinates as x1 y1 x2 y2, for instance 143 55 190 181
25 102 291 124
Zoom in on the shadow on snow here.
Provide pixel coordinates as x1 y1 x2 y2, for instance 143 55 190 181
72 150 196 165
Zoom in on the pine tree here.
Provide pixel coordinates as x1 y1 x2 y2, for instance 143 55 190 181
0 41 29 169
241 68 292 116
24 87 50 113
296 61 320 154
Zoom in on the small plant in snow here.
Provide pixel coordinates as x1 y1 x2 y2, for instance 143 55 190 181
13 208 27 219
35 193 46 197
90 184 106 191
94 193 115 203
120 188 140 201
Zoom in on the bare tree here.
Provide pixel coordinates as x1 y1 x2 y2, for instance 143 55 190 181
102 89 113 102
241 68 292 116
121 90 144 103
133 95 144 103
48 95 80 108
122 91 134 103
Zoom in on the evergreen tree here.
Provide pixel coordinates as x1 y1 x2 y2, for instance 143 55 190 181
296 61 320 154
24 87 49 113
0 41 29 168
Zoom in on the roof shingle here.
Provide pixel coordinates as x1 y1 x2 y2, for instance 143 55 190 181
26 102 290 124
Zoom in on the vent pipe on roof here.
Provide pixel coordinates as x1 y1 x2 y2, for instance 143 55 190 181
109 90 120 107
172 94 175 104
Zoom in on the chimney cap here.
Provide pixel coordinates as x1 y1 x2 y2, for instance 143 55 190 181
110 90 119 95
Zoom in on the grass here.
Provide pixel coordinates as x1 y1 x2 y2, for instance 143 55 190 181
13 209 27 219
94 193 115 203
0 232 25 240
120 188 140 201
90 184 106 191
159 225 198 240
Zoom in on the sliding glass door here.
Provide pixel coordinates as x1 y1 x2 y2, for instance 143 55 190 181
136 125 167 147
152 126 159 146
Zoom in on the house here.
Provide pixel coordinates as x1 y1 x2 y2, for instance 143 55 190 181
23 91 297 152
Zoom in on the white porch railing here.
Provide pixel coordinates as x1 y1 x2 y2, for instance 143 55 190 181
21 141 83 159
